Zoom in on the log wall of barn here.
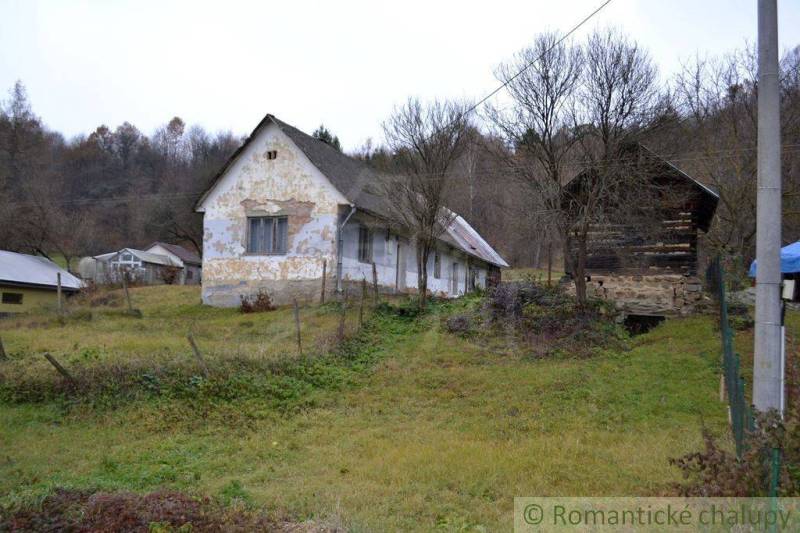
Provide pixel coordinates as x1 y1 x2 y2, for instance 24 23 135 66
568 207 706 315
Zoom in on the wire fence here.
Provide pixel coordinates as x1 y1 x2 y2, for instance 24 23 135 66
707 256 780 496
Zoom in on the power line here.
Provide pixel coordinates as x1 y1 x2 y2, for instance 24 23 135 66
459 0 615 120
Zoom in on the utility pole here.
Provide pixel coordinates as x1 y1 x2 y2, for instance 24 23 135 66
753 0 783 412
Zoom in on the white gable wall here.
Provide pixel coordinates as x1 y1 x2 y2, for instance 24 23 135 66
199 122 347 306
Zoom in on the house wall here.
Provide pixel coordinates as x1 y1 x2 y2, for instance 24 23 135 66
183 264 202 285
340 214 490 298
198 123 346 306
145 244 202 285
0 284 61 314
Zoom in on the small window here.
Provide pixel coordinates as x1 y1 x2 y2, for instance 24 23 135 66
358 225 373 263
186 269 193 280
247 216 288 254
433 252 441 279
121 253 133 262
2 292 23 305
266 150 278 160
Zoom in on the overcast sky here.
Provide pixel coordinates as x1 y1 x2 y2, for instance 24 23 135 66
2 0 799 151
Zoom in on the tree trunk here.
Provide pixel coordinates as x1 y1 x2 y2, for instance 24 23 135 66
418 244 429 311
573 232 588 307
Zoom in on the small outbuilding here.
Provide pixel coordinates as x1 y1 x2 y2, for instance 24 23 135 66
565 145 719 315
0 250 83 314
79 243 202 285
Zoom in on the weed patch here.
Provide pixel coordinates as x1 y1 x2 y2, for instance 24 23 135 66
0 488 327 532
444 281 628 357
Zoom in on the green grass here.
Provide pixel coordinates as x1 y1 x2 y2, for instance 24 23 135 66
502 267 565 283
0 286 742 530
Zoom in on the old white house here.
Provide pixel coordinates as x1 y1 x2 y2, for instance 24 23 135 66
194 114 508 307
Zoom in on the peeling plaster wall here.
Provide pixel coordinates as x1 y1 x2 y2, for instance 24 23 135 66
198 123 346 307
341 214 490 298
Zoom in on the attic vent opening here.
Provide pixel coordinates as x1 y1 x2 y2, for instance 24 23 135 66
267 150 278 160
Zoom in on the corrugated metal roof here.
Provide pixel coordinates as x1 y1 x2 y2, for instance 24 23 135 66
0 250 83 290
98 248 178 267
443 215 509 268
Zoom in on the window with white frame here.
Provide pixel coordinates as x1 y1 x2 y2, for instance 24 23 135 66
247 216 288 254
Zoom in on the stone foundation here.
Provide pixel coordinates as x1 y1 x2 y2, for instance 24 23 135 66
581 273 705 316
202 277 409 307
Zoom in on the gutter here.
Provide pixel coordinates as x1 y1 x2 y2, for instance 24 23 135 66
335 206 357 293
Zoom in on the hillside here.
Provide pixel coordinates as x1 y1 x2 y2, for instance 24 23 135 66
0 284 734 530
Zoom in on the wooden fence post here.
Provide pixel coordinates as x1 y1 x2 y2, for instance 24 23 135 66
338 292 348 342
321 259 327 304
359 278 366 327
293 298 302 356
371 262 379 305
56 272 63 315
0 335 7 361
187 333 210 377
122 271 133 313
44 352 76 386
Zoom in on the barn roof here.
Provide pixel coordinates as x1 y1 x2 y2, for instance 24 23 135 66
195 114 508 268
0 250 83 291
564 144 720 232
146 242 202 265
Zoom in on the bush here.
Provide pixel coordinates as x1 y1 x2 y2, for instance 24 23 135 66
0 489 278 532
671 411 799 496
445 280 626 358
446 314 473 336
239 290 275 313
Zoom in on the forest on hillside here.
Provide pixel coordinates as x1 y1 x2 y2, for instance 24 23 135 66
1 32 799 276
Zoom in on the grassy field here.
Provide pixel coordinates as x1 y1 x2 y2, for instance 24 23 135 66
0 284 741 530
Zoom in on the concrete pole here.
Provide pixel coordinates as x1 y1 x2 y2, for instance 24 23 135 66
753 0 783 412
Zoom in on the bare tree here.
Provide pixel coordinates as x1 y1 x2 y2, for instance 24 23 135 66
673 46 800 271
380 98 471 309
485 31 583 284
565 28 664 304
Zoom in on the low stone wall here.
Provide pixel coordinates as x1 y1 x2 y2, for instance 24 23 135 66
202 278 332 307
202 277 412 307
582 273 705 316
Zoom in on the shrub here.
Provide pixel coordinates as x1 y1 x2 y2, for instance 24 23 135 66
239 290 275 313
446 314 473 336
671 411 799 496
0 489 278 531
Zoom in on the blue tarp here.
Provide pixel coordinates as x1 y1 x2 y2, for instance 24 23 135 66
748 241 800 276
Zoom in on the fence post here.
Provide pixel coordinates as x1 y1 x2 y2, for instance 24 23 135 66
359 278 366 328
122 271 133 313
187 333 210 377
321 259 327 304
293 298 302 357
770 447 781 497
43 352 76 387
338 292 348 342
371 262 379 305
0 335 6 361
56 272 63 316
